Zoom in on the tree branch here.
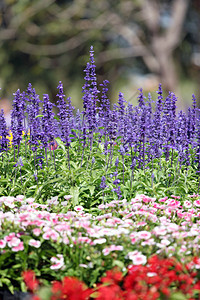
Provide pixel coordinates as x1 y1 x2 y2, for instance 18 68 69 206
97 46 148 64
165 0 189 51
15 33 91 56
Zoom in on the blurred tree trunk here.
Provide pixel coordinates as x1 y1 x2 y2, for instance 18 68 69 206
143 0 189 93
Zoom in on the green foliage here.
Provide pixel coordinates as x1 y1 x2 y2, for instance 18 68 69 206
0 131 199 208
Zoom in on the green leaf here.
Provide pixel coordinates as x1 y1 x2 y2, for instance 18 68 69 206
169 292 187 300
35 114 44 118
0 277 11 287
55 137 66 151
20 281 27 293
89 185 95 196
112 260 124 269
38 287 52 299
70 186 80 206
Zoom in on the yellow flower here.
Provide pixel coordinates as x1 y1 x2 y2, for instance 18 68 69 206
6 130 29 147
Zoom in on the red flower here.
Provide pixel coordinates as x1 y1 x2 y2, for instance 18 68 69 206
101 268 123 285
22 270 39 293
96 284 124 300
51 277 92 300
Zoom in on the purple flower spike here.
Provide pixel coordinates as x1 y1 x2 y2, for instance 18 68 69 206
11 89 25 156
57 81 71 148
0 109 9 153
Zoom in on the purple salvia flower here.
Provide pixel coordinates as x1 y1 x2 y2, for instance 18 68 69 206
112 178 122 199
11 89 25 157
176 110 189 166
171 92 177 119
190 94 197 147
145 93 153 162
161 92 177 163
66 96 75 131
156 83 163 112
117 92 126 117
82 62 90 116
26 84 41 152
99 79 110 127
89 46 100 100
125 103 136 148
66 96 74 119
137 88 145 108
186 107 197 149
100 176 107 190
82 46 100 139
151 84 164 158
137 104 148 168
107 111 117 142
57 81 71 147
41 94 55 148
196 113 200 185
86 92 96 134
0 109 9 153
115 157 119 168
116 92 127 140
82 46 99 119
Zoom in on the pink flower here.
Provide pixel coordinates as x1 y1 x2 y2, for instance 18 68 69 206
12 241 24 252
43 230 59 241
189 193 199 198
7 237 21 248
62 237 69 244
141 196 152 203
4 197 15 208
98 204 106 209
29 239 41 248
171 195 180 199
137 231 151 240
102 248 111 256
127 250 140 260
33 228 41 236
159 197 168 202
77 237 91 244
131 253 147 265
4 233 15 242
0 240 6 249
194 200 200 207
50 254 65 270
16 195 25 201
74 205 84 212
166 199 180 207
26 198 35 204
183 200 192 208
109 245 123 251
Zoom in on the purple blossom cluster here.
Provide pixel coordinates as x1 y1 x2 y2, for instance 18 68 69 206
1 46 200 193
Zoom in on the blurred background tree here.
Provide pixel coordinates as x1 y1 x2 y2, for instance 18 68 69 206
0 0 200 111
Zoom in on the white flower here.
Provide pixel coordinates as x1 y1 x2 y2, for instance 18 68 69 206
50 254 65 270
29 239 41 248
93 238 106 245
64 195 72 200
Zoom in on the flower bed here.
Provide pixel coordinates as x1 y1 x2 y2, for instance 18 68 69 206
1 47 200 298
1 193 200 297
23 257 200 300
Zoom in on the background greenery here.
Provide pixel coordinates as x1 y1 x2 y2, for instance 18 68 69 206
0 0 200 110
